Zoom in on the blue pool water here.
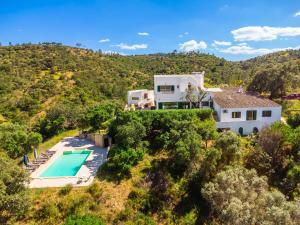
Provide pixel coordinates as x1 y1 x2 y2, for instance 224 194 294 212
40 150 92 177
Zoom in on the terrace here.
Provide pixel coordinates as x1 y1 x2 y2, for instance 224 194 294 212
29 137 108 188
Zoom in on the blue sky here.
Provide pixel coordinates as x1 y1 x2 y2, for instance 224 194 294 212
1 0 300 60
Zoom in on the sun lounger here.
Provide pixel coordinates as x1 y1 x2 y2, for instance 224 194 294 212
32 161 45 165
45 150 55 155
41 153 52 158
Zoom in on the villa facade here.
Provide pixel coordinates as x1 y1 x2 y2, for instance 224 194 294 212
127 72 282 135
127 89 155 109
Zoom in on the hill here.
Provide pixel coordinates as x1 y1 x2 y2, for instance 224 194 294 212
0 43 299 125
0 43 244 125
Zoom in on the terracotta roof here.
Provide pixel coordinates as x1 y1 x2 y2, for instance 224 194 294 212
213 89 281 108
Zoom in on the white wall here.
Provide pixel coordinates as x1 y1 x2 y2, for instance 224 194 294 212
154 73 204 107
215 104 282 135
127 90 154 107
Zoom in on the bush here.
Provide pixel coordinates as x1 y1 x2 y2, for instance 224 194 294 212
59 184 73 196
287 113 300 129
63 214 105 225
83 102 120 131
0 123 42 158
106 146 145 176
202 166 300 225
87 182 103 199
36 202 60 221
115 120 146 148
0 157 30 223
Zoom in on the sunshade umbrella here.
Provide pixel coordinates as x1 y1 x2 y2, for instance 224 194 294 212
23 155 29 166
34 148 38 159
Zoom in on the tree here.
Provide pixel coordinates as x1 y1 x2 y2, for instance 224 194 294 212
245 147 273 177
256 127 287 179
106 146 145 176
183 82 207 108
215 131 240 166
287 113 300 129
195 119 217 149
163 120 202 171
0 123 42 158
84 103 120 131
115 120 146 149
24 132 43 153
202 166 300 225
0 156 30 223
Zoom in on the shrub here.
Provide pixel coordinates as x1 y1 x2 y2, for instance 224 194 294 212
36 202 60 221
106 146 145 176
0 157 30 223
58 184 73 196
287 113 300 129
63 214 105 225
84 102 120 131
0 123 42 158
215 131 240 166
87 182 103 199
115 120 146 148
202 166 300 225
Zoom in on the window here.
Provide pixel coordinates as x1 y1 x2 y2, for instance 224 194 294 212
157 85 175 93
144 93 148 99
262 110 272 117
132 97 139 100
246 110 257 120
223 109 228 113
232 112 241 118
201 101 209 106
163 102 178 109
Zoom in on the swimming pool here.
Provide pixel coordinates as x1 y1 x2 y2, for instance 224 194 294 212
40 150 92 177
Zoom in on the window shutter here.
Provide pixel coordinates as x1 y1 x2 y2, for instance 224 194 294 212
253 111 257 120
171 86 175 91
157 86 160 92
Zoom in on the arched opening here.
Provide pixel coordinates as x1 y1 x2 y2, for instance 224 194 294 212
238 127 243 136
253 127 259 134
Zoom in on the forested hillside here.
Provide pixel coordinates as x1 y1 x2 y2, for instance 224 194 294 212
0 43 245 125
0 43 299 126
1 43 300 225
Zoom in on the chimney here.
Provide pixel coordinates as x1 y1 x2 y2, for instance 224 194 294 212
192 71 205 90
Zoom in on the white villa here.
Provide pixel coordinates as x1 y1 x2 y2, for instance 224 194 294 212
127 89 155 109
127 72 282 135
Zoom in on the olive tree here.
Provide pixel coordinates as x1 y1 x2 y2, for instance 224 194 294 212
0 157 30 223
202 166 300 225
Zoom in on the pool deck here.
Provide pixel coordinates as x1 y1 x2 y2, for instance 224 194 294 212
29 137 108 188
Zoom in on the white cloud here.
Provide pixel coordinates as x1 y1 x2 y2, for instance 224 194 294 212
179 32 189 38
113 43 148 50
213 40 232 46
294 11 300 17
219 43 300 55
138 32 149 36
99 38 110 43
179 40 207 52
232 26 300 41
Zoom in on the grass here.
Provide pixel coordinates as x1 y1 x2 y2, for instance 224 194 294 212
28 129 78 161
282 100 300 117
18 153 161 225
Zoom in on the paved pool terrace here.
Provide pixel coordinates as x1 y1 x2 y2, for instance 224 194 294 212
29 137 108 188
